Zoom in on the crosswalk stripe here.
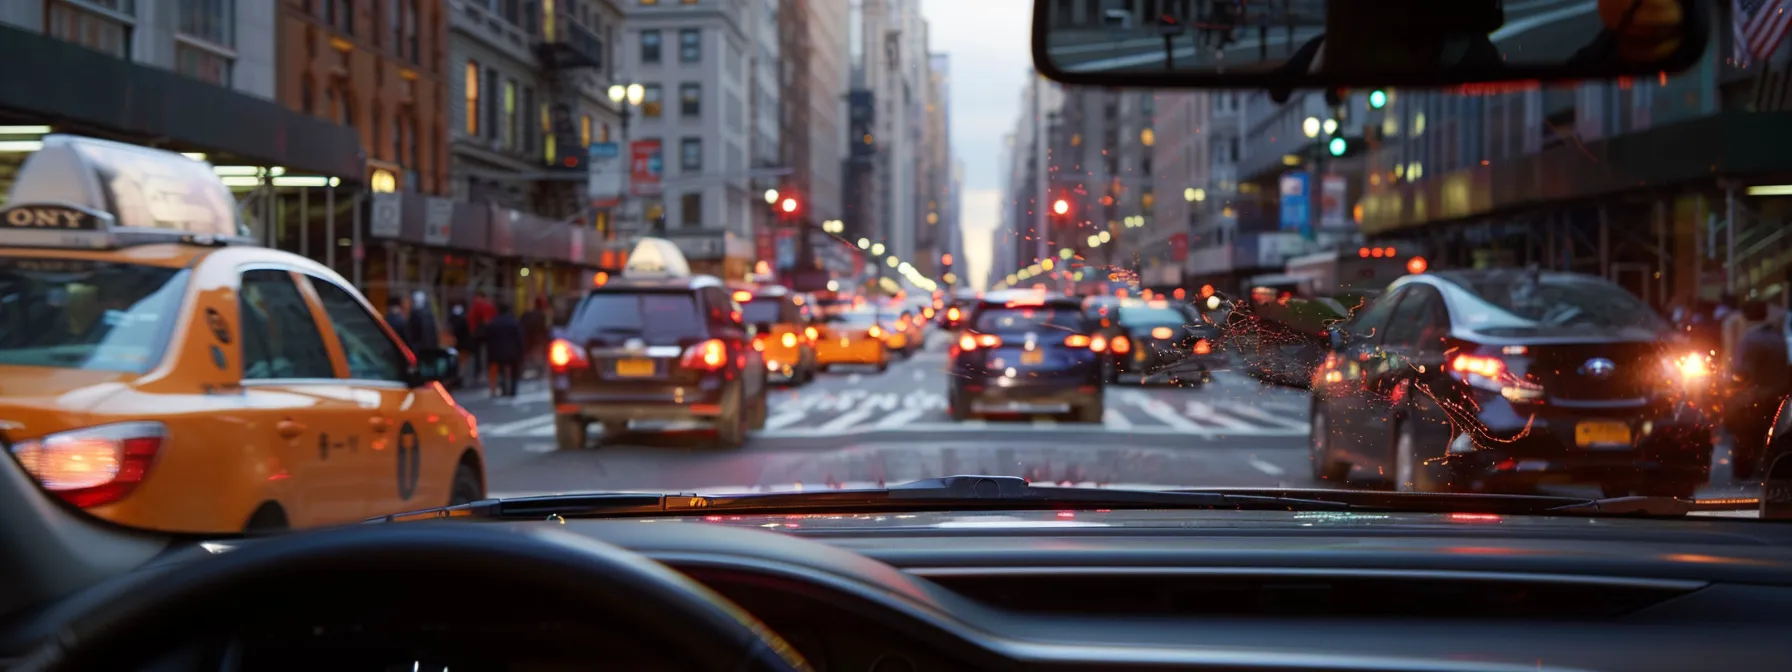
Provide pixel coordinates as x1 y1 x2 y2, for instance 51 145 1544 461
763 410 808 430
1184 401 1256 431
1134 399 1213 437
482 415 555 436
1223 403 1310 429
871 406 927 429
1102 408 1134 430
816 407 875 431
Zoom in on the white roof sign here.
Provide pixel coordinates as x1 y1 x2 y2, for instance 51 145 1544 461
623 237 692 279
1 135 249 249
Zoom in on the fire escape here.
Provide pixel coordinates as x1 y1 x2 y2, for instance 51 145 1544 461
534 10 605 222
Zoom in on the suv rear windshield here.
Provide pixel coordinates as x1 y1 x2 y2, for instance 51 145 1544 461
0 257 189 373
570 291 704 342
743 298 796 325
974 305 1086 333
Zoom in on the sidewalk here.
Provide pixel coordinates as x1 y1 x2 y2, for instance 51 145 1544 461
450 376 550 414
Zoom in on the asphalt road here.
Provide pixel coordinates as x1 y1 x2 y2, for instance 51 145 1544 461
452 329 1757 503
1047 0 1604 74
457 331 1319 497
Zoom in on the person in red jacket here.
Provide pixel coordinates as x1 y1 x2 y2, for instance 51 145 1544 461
467 290 497 393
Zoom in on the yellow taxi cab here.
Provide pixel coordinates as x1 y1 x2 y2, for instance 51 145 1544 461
0 135 483 534
736 286 818 385
880 310 916 354
814 308 889 373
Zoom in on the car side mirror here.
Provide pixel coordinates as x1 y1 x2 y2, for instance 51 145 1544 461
413 347 456 385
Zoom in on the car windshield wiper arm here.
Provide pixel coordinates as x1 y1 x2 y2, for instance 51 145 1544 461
367 475 1354 523
1167 488 1753 517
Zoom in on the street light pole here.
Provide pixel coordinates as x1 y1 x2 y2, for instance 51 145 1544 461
606 82 645 237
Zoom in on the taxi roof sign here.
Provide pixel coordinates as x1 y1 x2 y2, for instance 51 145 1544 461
622 237 691 279
1 135 252 250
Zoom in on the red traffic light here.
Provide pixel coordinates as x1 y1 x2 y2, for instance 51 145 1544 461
780 197 798 213
941 253 954 266
1052 199 1070 215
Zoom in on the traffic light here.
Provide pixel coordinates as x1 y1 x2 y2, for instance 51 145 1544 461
941 252 953 267
1052 199 1070 216
780 197 799 214
1326 137 1363 158
1368 89 1388 109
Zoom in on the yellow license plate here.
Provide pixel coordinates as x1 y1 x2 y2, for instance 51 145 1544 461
615 358 655 377
839 337 850 347
1134 350 1146 362
1575 420 1632 447
1021 351 1045 365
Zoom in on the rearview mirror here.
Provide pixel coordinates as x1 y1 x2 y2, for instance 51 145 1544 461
414 347 457 385
1032 0 1708 89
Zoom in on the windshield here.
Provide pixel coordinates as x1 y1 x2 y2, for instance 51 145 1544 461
3 0 1764 537
0 257 188 373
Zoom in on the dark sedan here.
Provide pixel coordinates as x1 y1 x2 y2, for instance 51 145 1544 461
949 292 1105 422
1092 299 1224 385
1310 269 1714 499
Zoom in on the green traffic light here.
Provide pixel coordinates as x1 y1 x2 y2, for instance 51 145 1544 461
1368 89 1387 109
1328 137 1347 156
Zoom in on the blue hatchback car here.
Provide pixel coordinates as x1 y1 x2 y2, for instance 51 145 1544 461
948 291 1105 423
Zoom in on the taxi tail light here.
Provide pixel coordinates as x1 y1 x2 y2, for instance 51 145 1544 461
868 325 884 338
682 339 729 371
11 422 166 508
946 306 962 322
752 336 767 352
780 332 798 348
1193 339 1212 355
1110 335 1132 354
1063 334 1093 348
896 321 910 332
548 338 588 373
804 326 819 342
1089 334 1109 353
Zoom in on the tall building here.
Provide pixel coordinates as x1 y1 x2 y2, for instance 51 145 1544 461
844 0 928 282
775 0 851 285
616 0 761 280
803 0 850 228
1148 91 1209 291
916 53 950 279
995 70 1062 290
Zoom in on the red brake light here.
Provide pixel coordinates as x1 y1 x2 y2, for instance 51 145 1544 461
1151 326 1174 340
733 290 753 302
1110 335 1132 354
804 326 819 341
549 338 587 373
11 422 166 508
1064 334 1092 348
976 334 1002 348
1450 354 1505 379
1193 339 1212 355
868 325 884 338
682 339 728 371
958 334 979 351
1090 334 1109 353
946 306 961 321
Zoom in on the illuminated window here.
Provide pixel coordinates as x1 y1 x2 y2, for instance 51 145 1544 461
580 115 591 147
642 83 662 117
464 61 480 135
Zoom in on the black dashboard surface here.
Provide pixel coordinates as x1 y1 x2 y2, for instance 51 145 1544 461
11 509 1792 671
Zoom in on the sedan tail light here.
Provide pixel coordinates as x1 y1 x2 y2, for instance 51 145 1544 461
1090 334 1109 353
1110 335 1132 354
1192 339 1212 355
946 306 961 322
1064 334 1092 348
958 333 1003 351
548 338 588 373
682 339 728 371
12 422 166 508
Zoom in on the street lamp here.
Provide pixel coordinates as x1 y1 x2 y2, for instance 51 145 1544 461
1302 116 1321 138
1322 118 1339 135
871 242 885 255
857 237 870 249
764 188 780 204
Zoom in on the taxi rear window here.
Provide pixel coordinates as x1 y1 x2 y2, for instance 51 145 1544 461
743 298 796 325
0 257 188 373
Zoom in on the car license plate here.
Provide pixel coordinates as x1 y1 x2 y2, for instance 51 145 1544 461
1575 420 1631 447
615 358 655 377
1021 351 1044 365
1134 350 1146 362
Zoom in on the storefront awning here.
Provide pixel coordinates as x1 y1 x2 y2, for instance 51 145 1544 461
0 24 364 179
1361 111 1792 235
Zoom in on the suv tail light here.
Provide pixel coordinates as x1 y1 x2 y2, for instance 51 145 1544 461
12 422 166 508
682 339 728 371
1110 335 1132 354
549 338 588 373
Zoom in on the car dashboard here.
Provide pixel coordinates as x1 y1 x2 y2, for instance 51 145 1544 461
11 510 1792 671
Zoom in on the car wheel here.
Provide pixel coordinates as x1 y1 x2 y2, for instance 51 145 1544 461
243 503 289 534
948 386 972 421
1075 399 1105 424
554 415 589 451
1310 405 1349 483
715 383 748 448
876 359 889 373
449 463 483 505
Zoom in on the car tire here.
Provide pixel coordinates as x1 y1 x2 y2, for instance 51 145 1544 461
1075 399 1105 424
948 385 972 421
554 415 589 451
1394 418 1462 493
715 383 748 448
1310 405 1349 483
876 360 889 373
243 502 289 534
449 463 483 505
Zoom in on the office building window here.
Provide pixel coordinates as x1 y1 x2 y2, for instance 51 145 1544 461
679 28 700 62
392 114 404 163
405 0 419 63
177 0 232 46
642 83 663 117
503 80 517 149
336 0 353 34
485 68 500 139
681 193 702 227
464 61 480 135
640 30 661 63
175 43 231 85
680 137 701 172
372 101 384 157
600 123 611 142
48 1 133 58
679 83 700 117
522 87 536 152
300 75 314 114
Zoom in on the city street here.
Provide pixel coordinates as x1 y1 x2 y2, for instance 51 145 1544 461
1047 0 1604 73
459 332 1319 497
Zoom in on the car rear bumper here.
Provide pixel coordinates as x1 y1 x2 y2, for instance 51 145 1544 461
1426 410 1714 487
553 378 728 420
816 339 886 365
955 376 1101 412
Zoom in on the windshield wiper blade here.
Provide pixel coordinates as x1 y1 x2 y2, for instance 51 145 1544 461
367 475 1352 523
1168 488 1754 517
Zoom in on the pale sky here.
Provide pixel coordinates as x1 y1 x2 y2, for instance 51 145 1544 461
921 0 1031 289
